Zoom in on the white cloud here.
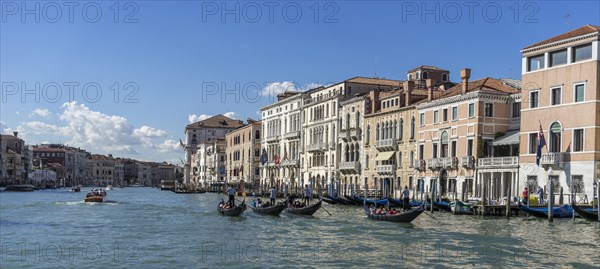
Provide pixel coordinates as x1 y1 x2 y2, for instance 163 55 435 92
188 114 211 124
28 108 51 118
0 121 6 133
158 139 182 153
261 81 323 96
223 112 237 119
133 125 167 147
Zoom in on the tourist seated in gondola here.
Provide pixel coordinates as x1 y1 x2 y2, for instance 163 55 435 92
388 208 398 215
257 199 262 207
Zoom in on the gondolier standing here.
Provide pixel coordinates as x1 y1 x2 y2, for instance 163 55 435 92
269 186 277 205
226 185 236 207
302 184 312 206
402 186 410 212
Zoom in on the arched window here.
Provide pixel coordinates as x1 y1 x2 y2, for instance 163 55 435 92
407 74 413 80
550 122 562 152
345 145 350 162
397 151 402 166
422 72 428 79
355 111 360 128
393 120 397 139
366 125 371 143
440 131 449 157
350 144 355 161
442 73 448 81
416 72 421 80
376 123 380 141
355 143 360 161
255 130 260 139
399 118 404 141
409 151 414 165
346 113 351 129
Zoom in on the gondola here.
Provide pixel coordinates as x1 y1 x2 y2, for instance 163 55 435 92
286 199 322 216
449 201 474 215
388 198 404 207
217 200 247 217
248 202 286 216
518 204 574 218
344 195 362 205
433 201 452 212
322 197 339 205
353 196 389 206
325 194 355 205
572 203 599 222
364 203 425 223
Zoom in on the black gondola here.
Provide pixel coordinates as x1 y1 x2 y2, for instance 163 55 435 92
218 200 247 217
364 204 425 223
286 199 322 216
344 195 362 205
572 203 599 222
248 202 286 216
322 197 339 205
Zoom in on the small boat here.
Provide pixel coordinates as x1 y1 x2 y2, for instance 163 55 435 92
248 202 286 216
449 201 474 215
172 189 201 194
286 199 322 216
217 200 246 217
71 185 81 192
84 189 106 203
572 203 599 222
353 196 389 206
433 201 452 212
322 197 339 205
326 195 359 206
364 203 425 223
105 185 113 191
4 185 35 192
344 195 362 205
388 198 404 207
519 204 574 218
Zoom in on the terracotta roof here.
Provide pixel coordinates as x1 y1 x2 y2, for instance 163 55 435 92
414 77 520 105
523 24 600 50
186 114 245 129
408 65 449 72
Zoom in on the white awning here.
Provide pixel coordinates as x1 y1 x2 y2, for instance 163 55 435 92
375 151 395 161
491 130 520 146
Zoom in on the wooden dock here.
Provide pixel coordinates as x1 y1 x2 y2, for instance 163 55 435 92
472 205 521 216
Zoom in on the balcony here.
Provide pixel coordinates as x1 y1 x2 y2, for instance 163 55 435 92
377 164 395 175
540 153 563 166
461 156 475 168
375 138 396 151
339 129 351 142
282 159 300 166
427 157 458 170
339 161 361 174
265 135 279 143
477 156 519 168
306 143 327 152
350 128 362 140
283 131 300 139
413 159 425 170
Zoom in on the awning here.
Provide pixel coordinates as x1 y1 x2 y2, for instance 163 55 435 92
375 151 395 161
491 130 520 146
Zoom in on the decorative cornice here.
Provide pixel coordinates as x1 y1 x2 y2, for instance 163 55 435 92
521 32 598 54
416 92 513 110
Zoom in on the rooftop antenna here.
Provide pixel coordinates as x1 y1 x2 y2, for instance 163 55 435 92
374 56 378 78
562 13 571 27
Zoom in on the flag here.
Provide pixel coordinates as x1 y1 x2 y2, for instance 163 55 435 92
260 149 268 165
535 124 546 166
179 139 185 149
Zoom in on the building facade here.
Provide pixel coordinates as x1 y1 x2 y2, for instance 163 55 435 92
519 25 600 203
225 119 262 190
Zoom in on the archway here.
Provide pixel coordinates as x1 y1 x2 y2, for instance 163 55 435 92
439 169 448 198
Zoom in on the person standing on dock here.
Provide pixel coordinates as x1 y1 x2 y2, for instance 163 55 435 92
269 186 277 205
522 187 528 205
537 186 544 205
402 186 410 212
302 185 312 206
226 185 236 207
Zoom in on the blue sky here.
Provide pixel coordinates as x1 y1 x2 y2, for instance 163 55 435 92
1 1 599 163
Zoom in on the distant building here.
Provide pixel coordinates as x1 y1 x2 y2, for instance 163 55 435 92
0 132 31 185
184 115 244 188
225 119 262 190
90 154 115 186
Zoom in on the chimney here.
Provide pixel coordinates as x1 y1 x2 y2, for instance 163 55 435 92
13 131 18 138
426 79 434 102
403 81 414 106
460 68 471 94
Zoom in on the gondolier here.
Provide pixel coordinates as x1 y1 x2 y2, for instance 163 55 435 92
269 186 277 205
226 185 236 207
302 185 312 205
402 186 410 212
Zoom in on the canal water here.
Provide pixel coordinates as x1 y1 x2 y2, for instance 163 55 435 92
1 188 598 268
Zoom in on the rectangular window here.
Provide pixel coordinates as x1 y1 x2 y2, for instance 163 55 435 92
551 87 561 105
432 143 438 158
573 43 592 62
420 113 425 126
468 103 474 118
530 91 539 108
451 141 457 157
452 107 458 120
549 49 567 66
528 54 545 71
484 103 493 117
512 102 521 118
574 84 585 102
419 144 424 160
573 129 584 152
433 111 439 123
467 139 473 156
529 133 538 154
442 109 448 122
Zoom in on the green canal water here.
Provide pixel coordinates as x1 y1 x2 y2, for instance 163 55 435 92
1 188 598 268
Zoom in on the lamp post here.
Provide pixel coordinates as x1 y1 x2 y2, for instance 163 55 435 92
595 180 599 222
547 167 554 222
